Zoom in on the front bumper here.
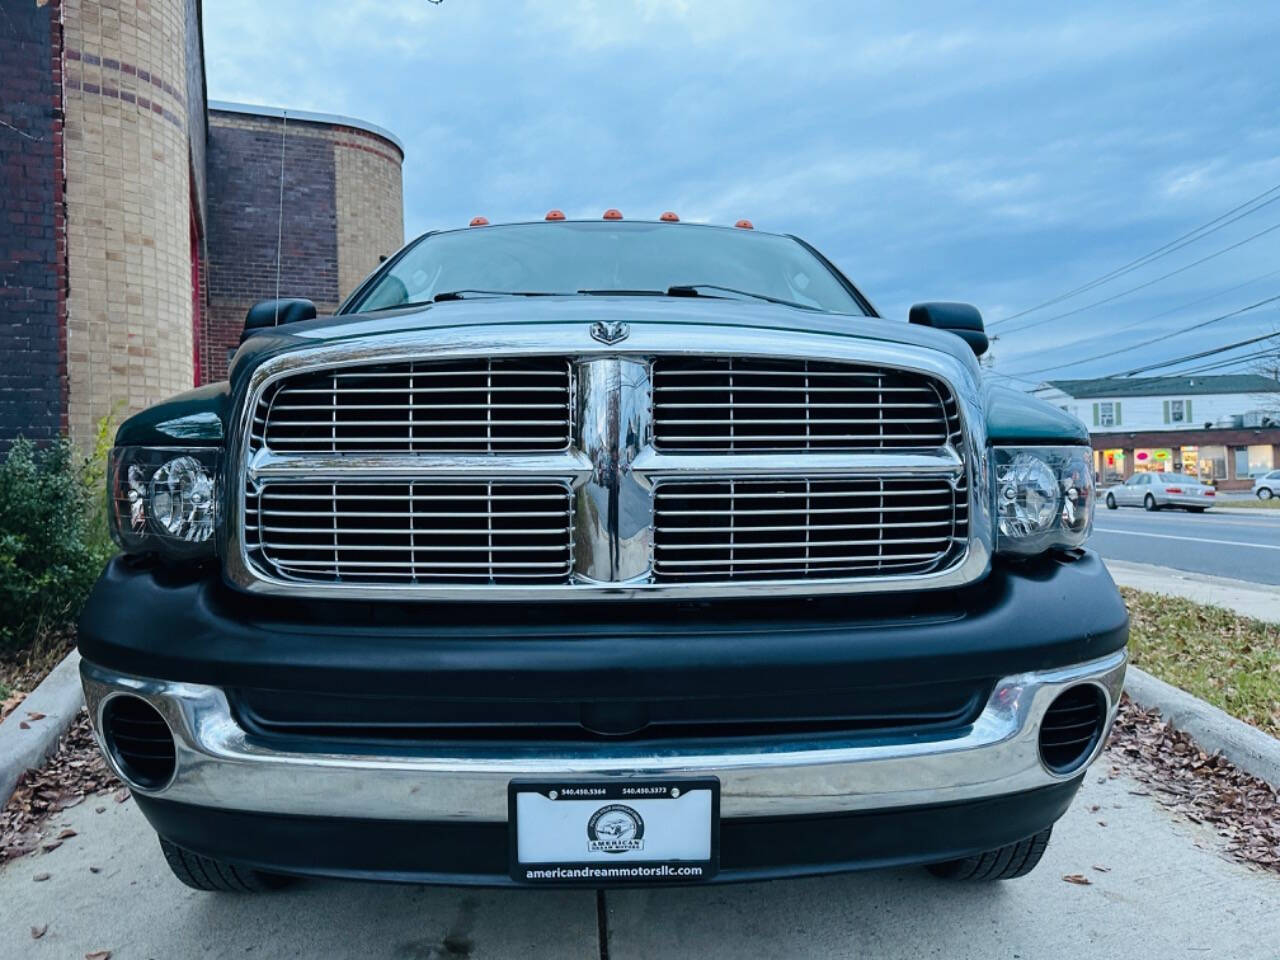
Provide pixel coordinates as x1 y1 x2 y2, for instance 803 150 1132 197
81 651 1124 822
78 550 1128 883
1159 494 1216 508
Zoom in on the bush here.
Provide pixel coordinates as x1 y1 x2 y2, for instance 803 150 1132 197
0 429 115 653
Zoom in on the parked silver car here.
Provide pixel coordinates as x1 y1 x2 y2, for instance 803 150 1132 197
1104 472 1217 512
1254 470 1280 500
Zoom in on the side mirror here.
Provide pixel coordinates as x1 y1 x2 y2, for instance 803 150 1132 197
241 298 317 344
908 302 988 357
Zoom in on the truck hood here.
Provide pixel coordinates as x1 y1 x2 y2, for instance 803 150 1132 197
119 295 1088 448
232 295 983 380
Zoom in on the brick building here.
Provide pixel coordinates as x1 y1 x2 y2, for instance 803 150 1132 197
0 1 405 447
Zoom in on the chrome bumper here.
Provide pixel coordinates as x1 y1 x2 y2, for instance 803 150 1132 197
81 651 1125 821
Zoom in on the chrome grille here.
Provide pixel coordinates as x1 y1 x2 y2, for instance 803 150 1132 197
652 357 958 451
232 331 986 600
254 357 572 454
245 481 573 584
653 477 968 581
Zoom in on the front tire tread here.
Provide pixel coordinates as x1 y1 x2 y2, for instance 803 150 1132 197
160 837 289 893
926 827 1052 881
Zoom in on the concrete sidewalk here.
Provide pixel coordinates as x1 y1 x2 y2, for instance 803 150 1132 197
2 768 1277 960
1104 558 1280 624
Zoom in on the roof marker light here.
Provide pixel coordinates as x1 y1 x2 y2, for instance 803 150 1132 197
660 211 680 222
603 209 623 220
469 216 489 227
734 219 754 230
545 209 565 221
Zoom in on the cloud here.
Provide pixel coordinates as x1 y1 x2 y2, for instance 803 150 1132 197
202 0 1280 380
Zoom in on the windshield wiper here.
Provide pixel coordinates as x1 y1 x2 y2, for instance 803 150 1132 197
576 288 697 297
432 289 565 302
667 284 821 311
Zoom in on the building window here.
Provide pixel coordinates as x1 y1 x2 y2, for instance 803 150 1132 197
1178 446 1198 475
1199 445 1227 481
1233 445 1276 478
1101 448 1125 483
1099 402 1115 427
1134 448 1172 472
1169 400 1184 423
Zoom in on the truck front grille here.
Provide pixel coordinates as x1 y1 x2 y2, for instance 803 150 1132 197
234 343 978 598
254 357 572 454
245 481 573 584
654 477 967 581
653 357 959 451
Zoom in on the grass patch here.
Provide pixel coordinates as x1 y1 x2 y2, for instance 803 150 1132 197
1219 497 1280 509
1122 587 1280 736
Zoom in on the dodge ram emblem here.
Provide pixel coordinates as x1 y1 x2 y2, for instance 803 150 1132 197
590 320 630 345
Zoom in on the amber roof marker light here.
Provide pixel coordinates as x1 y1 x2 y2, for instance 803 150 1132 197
603 209 623 220
734 219 754 230
660 211 680 222
469 216 489 227
545 210 566 221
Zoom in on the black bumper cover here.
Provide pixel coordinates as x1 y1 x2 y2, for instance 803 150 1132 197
80 551 1124 884
136 779 1083 887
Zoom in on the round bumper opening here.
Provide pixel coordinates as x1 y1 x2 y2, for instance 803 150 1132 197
102 694 176 790
1038 684 1107 775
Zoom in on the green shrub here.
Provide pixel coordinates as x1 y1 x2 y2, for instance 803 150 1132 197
0 430 116 653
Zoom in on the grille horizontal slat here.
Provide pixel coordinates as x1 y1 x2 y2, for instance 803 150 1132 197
246 481 573 584
257 357 572 455
652 357 959 452
653 477 967 582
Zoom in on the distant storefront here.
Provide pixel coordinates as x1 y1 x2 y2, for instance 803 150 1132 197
1093 431 1278 490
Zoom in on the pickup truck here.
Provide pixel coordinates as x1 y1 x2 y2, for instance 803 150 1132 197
78 215 1127 891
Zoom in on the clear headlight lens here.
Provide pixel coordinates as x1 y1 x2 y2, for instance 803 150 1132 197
993 446 1094 556
109 447 220 559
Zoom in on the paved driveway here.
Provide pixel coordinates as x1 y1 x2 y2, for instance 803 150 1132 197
1 768 1276 959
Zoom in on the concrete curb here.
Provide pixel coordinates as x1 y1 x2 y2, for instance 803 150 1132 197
1104 558 1280 624
1124 665 1280 788
0 650 84 805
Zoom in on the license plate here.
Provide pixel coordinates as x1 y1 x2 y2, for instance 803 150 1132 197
508 778 719 883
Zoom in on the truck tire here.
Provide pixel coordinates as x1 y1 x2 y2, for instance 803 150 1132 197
926 827 1052 881
159 837 290 893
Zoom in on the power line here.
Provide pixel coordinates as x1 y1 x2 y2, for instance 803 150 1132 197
1005 293 1280 377
1170 351 1276 377
1108 330 1280 378
993 180 1280 325
991 219 1280 336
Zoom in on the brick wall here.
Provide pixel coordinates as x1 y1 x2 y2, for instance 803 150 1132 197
62 0 195 444
334 127 404 298
202 109 403 383
0 0 65 445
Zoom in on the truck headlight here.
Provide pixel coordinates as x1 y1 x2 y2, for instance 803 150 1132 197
108 447 220 560
992 446 1094 556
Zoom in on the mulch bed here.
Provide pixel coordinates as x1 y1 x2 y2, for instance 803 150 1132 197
0 708 123 864
1105 694 1279 873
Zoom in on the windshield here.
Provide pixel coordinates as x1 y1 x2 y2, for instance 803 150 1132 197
1161 473 1198 484
345 221 866 315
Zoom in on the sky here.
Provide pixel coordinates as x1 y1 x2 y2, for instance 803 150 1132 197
202 0 1280 389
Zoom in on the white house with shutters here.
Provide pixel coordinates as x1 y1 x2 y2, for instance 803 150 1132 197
1036 375 1279 432
1031 375 1280 490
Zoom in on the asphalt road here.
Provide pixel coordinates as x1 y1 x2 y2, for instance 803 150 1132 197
1089 505 1280 585
2 767 1277 959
